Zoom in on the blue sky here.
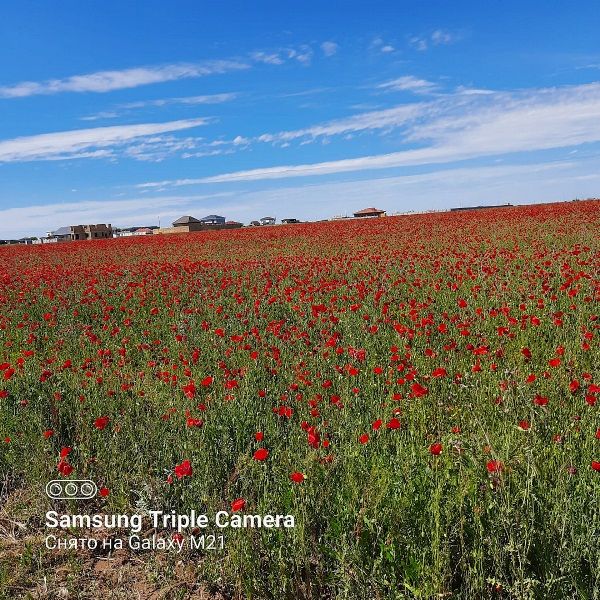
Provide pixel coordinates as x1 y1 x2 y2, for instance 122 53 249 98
1 0 600 237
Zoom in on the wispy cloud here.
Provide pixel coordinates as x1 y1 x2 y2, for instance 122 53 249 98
251 45 315 67
288 46 314 65
370 37 396 54
0 62 247 99
251 51 285 65
409 29 461 52
255 103 426 145
377 76 439 94
135 82 600 184
0 118 209 162
321 41 339 57
81 93 237 121
0 41 328 100
431 29 458 45
122 92 237 109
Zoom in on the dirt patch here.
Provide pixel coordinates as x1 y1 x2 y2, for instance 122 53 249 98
0 488 231 600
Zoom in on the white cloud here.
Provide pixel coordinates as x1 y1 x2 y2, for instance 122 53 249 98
0 62 248 98
137 82 600 184
321 41 338 57
378 75 439 94
0 41 323 100
80 93 237 122
295 46 314 65
431 30 457 45
251 45 315 66
251 51 285 65
409 29 460 52
408 36 429 52
255 103 426 145
232 135 250 146
371 37 396 53
0 118 208 162
122 93 237 109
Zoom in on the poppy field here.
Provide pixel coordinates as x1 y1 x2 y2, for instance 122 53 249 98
0 200 599 599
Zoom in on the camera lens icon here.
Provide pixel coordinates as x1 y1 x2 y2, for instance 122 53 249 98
46 480 98 500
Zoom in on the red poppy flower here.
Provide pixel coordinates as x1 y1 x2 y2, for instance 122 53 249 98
533 394 549 406
99 487 110 497
182 382 196 399
254 431 264 441
307 430 320 448
290 471 305 483
372 419 383 430
411 383 428 398
429 443 443 455
253 448 269 461
57 460 73 476
518 420 530 431
359 433 369 444
386 418 401 430
486 460 504 474
94 416 110 430
186 417 203 427
43 429 54 439
231 498 246 511
432 368 447 377
174 459 193 479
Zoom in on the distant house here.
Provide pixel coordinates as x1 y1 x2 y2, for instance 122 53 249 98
249 220 261 227
45 224 113 242
353 207 386 218
200 215 226 225
156 215 242 235
46 226 73 242
114 226 159 237
172 215 202 227
260 216 276 225
281 218 300 224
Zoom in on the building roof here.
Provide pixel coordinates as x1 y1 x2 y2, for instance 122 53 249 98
353 207 385 215
260 216 275 220
172 215 201 225
135 227 154 233
51 226 72 236
200 214 225 221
